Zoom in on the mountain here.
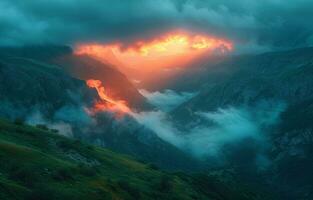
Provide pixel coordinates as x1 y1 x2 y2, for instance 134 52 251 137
1 44 312 199
80 112 203 171
0 45 152 111
172 47 313 120
0 119 268 200
170 47 313 199
53 54 152 111
0 45 201 171
0 55 94 120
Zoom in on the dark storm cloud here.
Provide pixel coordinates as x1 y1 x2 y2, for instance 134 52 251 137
1 0 313 52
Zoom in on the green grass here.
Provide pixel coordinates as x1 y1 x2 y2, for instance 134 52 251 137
0 118 267 200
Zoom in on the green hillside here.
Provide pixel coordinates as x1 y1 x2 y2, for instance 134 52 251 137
0 119 266 200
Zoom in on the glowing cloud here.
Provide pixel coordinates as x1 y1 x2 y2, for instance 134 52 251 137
75 31 233 69
86 79 131 116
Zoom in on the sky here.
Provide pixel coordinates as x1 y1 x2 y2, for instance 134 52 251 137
1 0 313 53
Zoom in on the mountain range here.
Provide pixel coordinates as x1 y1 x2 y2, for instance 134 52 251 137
1 45 313 199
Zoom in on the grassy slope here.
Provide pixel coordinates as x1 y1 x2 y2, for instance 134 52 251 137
0 119 266 200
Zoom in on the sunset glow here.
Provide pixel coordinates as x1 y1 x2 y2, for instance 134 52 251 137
86 79 131 116
75 31 233 69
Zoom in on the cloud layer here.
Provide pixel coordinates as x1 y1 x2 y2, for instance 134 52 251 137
133 101 286 167
1 0 313 52
139 89 196 111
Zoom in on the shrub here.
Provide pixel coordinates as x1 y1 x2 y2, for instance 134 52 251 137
118 180 141 199
147 163 159 170
27 186 57 200
36 124 49 131
52 168 74 181
13 118 25 126
57 140 72 150
9 165 39 187
87 145 94 150
50 129 59 134
77 164 97 177
157 175 172 193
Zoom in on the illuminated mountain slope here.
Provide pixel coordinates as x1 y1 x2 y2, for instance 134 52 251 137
0 119 267 200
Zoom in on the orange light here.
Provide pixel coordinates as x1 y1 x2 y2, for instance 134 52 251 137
86 79 131 116
75 31 233 70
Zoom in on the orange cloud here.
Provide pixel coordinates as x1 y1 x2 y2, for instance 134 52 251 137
75 31 233 70
86 79 131 117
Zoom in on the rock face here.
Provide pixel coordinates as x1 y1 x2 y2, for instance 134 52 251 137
170 47 313 199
